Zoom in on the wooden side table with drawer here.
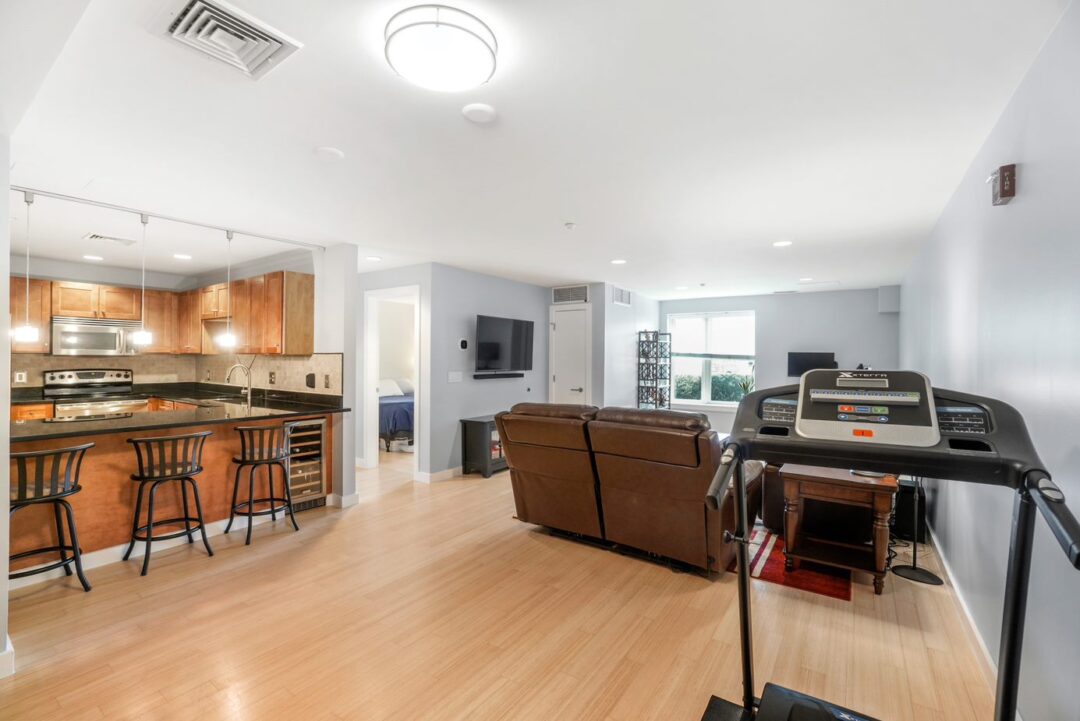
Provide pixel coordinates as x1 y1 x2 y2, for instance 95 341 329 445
780 463 898 595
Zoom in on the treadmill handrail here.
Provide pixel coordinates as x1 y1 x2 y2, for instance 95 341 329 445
1026 471 1080 568
706 447 737 510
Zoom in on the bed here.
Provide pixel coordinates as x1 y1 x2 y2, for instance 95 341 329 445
379 393 414 451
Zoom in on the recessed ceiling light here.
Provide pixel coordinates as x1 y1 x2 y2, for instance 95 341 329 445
462 103 497 124
610 259 627 265
675 286 688 291
799 277 813 282
83 254 104 261
315 146 346 161
366 256 383 262
773 240 793 248
384 5 497 92
174 253 192 260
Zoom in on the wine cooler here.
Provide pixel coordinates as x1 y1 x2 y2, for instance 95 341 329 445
287 417 328 511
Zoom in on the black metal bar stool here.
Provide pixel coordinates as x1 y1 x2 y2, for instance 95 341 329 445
9 443 94 592
124 431 214 576
225 423 300 545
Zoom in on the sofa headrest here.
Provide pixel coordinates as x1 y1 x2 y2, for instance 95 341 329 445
508 403 599 421
595 407 710 432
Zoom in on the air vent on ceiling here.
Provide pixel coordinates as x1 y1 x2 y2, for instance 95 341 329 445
82 233 137 247
552 285 589 304
160 0 302 80
612 286 632 307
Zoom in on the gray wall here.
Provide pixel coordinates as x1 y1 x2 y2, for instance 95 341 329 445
900 5 1080 719
602 285 659 408
430 264 549 472
661 288 900 432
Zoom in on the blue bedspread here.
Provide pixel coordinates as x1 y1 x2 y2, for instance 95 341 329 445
379 394 414 436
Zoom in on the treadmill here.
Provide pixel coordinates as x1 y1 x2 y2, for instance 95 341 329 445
701 369 1080 721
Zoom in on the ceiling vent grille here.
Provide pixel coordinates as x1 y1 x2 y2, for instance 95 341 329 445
552 285 589 304
82 233 137 247
612 286 632 307
160 0 302 79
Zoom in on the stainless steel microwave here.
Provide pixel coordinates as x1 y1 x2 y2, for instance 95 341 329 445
51 317 141 356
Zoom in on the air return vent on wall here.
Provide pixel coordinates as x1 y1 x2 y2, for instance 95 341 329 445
159 0 302 79
612 286 632 307
552 285 589 304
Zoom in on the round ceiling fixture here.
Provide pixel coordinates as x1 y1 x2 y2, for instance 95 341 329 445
610 259 627 265
315 146 346 161
773 240 793 248
462 102 497 124
385 5 497 92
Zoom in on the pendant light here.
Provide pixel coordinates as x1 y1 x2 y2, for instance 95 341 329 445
215 230 237 348
130 214 153 347
12 191 40 344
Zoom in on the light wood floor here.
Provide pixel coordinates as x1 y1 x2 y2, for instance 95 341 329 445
1 451 995 720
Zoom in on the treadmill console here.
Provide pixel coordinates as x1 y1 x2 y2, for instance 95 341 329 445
795 369 940 447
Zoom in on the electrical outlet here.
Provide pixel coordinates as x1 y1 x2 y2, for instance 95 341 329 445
324 373 330 389
268 371 276 385
205 370 211 381
13 371 27 384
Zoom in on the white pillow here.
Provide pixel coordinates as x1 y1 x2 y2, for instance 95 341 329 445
397 378 415 394
378 379 404 397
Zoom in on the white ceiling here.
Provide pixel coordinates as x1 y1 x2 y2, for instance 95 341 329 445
9 0 1070 298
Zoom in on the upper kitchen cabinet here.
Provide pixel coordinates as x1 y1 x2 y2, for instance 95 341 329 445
142 290 178 353
52 281 141 320
10 277 52 353
177 290 201 354
201 272 313 355
200 283 230 319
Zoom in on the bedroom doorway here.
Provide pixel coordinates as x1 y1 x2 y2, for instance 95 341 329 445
363 286 421 476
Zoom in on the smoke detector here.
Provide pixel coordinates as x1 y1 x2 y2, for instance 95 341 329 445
159 0 302 80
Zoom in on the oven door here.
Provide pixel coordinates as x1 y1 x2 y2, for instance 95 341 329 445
51 320 135 356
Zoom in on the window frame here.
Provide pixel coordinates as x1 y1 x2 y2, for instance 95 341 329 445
666 310 756 407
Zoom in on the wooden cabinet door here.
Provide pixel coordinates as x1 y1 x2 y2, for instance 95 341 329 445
200 286 219 319
11 403 54 421
260 272 284 354
52 281 98 318
10 277 52 353
142 290 178 353
230 279 253 352
98 285 141 320
216 285 230 318
177 290 202 354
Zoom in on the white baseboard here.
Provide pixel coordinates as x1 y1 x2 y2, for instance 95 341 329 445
8 513 275 590
357 456 377 470
0 635 14 679
328 492 359 508
414 466 462 484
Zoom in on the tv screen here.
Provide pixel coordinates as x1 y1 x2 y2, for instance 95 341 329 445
787 352 837 377
475 315 534 372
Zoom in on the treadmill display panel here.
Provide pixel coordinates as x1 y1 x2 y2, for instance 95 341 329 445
796 369 940 447
937 405 990 435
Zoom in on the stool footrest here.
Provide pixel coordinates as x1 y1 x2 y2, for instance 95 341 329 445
133 517 206 543
233 497 291 517
9 546 80 579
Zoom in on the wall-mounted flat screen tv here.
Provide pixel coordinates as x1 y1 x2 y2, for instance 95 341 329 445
787 351 838 377
475 315 534 372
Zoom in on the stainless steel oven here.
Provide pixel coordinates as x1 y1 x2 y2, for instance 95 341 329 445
51 317 141 356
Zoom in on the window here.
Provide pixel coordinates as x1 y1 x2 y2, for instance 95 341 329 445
668 311 755 404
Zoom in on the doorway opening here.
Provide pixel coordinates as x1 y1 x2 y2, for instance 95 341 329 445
363 286 421 476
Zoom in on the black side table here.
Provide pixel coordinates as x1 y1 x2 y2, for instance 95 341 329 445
461 415 507 478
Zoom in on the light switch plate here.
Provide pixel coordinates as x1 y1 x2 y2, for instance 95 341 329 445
13 371 27 384
324 374 331 389
448 371 463 383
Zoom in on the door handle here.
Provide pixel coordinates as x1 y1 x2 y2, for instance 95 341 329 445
570 387 584 392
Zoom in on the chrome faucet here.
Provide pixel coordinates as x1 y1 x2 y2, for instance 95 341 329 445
225 363 253 409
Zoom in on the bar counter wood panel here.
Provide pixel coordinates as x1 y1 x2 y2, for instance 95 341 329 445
9 414 334 570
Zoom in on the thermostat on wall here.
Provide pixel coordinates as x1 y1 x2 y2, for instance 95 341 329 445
459 339 468 350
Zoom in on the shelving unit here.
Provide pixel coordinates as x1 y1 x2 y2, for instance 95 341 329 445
461 415 507 478
637 330 672 409
287 418 328 510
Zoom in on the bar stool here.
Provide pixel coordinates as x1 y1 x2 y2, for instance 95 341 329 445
9 443 94 592
225 423 300 545
124 431 214 576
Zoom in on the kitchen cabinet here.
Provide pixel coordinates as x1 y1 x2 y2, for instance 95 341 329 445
199 272 312 356
11 403 53 422
142 290 178 353
200 283 230 319
147 398 198 412
51 281 142 320
230 278 254 353
177 290 201 354
9 277 52 353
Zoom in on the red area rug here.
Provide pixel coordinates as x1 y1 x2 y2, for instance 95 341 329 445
729 526 852 601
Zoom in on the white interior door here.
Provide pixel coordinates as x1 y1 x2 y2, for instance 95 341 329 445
549 305 591 405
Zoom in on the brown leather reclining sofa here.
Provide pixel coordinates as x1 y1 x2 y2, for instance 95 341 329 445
495 403 763 572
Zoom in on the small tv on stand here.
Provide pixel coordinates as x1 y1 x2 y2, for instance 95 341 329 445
787 351 837 377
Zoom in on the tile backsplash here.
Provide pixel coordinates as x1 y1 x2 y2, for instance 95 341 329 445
196 353 343 396
11 355 196 387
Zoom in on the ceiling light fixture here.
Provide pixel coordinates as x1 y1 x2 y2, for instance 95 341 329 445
174 253 192 260
462 102 497 124
384 5 497 92
215 230 237 349
12 192 39 344
799 277 813 282
773 240 793 248
366 256 383 262
610 259 627 265
315 146 346 161
129 214 153 347
82 254 104 262
675 286 688 291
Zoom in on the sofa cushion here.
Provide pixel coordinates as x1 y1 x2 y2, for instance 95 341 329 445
509 403 599 421
595 407 710 431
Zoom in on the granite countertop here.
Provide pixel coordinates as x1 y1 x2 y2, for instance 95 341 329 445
11 383 349 443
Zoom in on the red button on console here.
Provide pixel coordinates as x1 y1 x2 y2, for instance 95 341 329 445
853 429 875 438
839 405 855 413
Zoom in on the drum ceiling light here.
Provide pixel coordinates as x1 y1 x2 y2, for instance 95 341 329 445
384 5 497 92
